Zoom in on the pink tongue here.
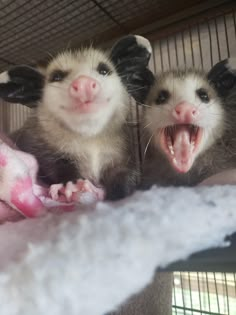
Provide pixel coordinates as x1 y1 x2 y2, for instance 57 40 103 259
172 126 193 173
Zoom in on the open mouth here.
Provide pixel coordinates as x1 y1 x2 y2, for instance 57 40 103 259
160 124 203 173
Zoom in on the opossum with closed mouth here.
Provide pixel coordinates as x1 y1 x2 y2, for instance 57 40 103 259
0 35 154 201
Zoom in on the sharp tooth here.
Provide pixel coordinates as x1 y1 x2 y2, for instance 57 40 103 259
169 146 174 155
167 135 174 155
173 157 177 164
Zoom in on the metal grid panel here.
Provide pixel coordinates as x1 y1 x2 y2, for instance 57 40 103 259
0 0 225 70
173 272 236 315
0 101 8 132
0 1 114 65
8 103 31 133
0 100 31 133
150 11 236 72
96 0 161 24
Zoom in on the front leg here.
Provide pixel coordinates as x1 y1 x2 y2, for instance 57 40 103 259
102 166 138 201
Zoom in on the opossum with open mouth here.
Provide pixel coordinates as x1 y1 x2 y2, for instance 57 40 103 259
0 35 154 201
141 58 236 188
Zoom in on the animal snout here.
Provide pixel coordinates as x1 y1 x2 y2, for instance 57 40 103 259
69 76 100 102
172 102 199 123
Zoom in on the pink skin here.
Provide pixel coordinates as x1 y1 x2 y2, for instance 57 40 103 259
68 75 101 113
49 179 105 203
172 102 199 124
159 101 202 173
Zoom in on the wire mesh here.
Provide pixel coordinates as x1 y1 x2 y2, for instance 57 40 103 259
172 272 236 315
0 0 210 70
149 11 236 73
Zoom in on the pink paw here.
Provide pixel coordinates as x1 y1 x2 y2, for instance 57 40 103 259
49 179 105 204
49 182 76 203
76 179 105 201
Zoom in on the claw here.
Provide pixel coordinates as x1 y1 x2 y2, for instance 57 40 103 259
49 183 64 201
75 179 105 202
48 179 105 205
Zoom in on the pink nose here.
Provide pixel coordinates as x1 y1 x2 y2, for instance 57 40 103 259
69 75 100 102
172 102 199 123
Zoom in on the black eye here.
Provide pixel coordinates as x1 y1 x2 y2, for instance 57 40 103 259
49 70 68 82
97 62 112 76
196 88 210 103
155 90 170 104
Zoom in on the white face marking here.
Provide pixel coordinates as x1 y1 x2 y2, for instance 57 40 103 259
0 71 10 83
135 35 152 55
41 49 129 137
227 57 236 71
145 72 225 171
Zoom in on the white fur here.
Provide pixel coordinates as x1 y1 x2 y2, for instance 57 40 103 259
0 71 10 83
227 56 236 71
36 110 126 182
0 186 235 315
135 35 152 54
41 49 128 137
146 73 224 157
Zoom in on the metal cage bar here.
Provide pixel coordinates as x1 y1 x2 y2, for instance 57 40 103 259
172 272 236 314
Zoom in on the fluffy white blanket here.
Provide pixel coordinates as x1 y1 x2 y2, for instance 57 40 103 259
0 185 235 315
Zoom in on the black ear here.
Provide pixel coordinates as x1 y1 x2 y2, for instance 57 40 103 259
208 58 236 97
110 35 155 104
0 65 44 107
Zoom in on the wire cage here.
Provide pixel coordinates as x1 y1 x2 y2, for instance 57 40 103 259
173 272 236 315
0 1 235 315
